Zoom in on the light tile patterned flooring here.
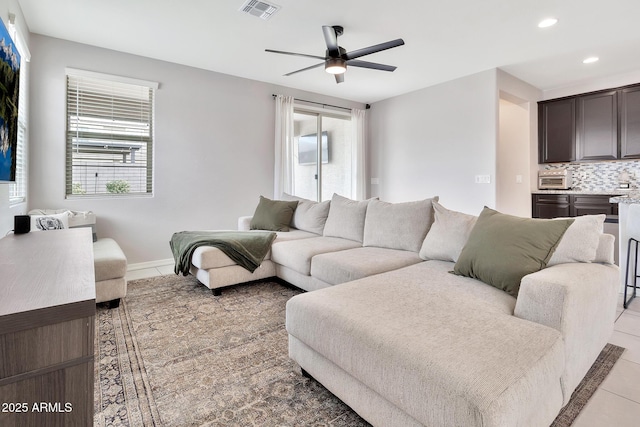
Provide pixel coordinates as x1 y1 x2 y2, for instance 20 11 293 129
126 267 640 425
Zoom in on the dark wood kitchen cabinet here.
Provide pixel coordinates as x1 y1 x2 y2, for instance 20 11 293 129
620 85 640 159
572 194 618 216
576 90 618 161
539 98 576 163
539 82 640 163
532 194 571 218
532 194 618 218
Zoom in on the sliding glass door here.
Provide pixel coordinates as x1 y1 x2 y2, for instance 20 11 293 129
293 110 352 202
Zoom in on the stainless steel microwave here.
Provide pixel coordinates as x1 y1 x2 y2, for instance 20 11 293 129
538 169 572 190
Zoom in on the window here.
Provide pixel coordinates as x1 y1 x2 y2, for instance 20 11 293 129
8 18 29 205
65 69 157 197
274 95 365 201
293 109 353 201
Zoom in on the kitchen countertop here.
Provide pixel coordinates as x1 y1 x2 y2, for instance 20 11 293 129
610 193 640 204
532 189 631 195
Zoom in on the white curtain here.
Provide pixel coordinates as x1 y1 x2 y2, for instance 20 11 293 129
273 95 295 198
351 108 367 200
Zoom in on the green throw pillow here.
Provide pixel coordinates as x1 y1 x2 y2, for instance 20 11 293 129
250 196 298 232
453 207 574 297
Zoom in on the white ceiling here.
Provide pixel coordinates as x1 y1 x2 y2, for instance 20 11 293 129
17 0 640 104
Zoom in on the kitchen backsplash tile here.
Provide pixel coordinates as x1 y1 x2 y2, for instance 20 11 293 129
543 160 640 192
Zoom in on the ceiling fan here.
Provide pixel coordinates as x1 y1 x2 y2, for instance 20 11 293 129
265 25 405 84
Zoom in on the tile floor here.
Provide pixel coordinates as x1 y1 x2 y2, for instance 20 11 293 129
126 267 640 425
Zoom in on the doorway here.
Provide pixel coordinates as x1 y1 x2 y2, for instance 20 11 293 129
293 110 352 201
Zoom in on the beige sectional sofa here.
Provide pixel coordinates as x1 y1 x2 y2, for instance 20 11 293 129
188 193 619 426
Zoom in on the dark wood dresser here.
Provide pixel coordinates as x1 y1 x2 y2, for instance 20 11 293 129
0 228 95 426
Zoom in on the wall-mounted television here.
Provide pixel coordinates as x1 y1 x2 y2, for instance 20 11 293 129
0 17 20 182
298 131 329 165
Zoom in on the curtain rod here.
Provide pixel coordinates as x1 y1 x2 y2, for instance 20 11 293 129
271 94 371 110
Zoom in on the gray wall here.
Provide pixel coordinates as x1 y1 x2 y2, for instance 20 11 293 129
368 69 498 215
28 35 363 264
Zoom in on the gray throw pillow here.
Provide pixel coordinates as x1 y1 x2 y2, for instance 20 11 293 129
547 214 605 266
250 196 298 232
363 197 439 252
419 201 477 262
323 194 371 243
281 193 331 235
453 207 574 297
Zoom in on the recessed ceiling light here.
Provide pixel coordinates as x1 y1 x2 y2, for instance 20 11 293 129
583 56 599 64
538 18 558 28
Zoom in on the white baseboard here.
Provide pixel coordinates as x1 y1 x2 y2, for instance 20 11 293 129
128 258 174 271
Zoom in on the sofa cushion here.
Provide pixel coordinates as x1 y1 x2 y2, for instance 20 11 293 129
192 229 318 270
420 201 477 262
282 193 330 235
250 196 298 232
323 194 370 243
286 261 564 427
453 207 573 297
363 197 438 252
548 214 605 266
271 236 361 275
311 247 423 285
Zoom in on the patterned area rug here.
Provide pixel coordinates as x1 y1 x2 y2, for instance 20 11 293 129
94 275 624 426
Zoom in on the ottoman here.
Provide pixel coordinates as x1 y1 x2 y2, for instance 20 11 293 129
93 238 128 307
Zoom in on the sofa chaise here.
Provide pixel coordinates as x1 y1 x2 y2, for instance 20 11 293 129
187 193 619 427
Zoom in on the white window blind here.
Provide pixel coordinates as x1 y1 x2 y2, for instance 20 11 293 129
66 71 156 197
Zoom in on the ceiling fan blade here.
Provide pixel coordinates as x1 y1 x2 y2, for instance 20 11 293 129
265 49 326 61
346 60 397 72
344 38 405 60
335 74 344 84
284 62 325 76
322 26 340 57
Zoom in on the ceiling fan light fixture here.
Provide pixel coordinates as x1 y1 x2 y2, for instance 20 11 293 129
325 58 346 74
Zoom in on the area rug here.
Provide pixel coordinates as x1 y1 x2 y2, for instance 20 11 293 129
94 274 625 426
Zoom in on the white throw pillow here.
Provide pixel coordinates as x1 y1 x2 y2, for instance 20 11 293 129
547 214 605 266
29 209 97 241
30 212 69 231
282 193 330 235
363 197 439 252
593 233 615 265
323 194 371 243
419 201 477 262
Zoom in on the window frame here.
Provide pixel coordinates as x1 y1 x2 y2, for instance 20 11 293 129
8 18 30 206
65 68 158 199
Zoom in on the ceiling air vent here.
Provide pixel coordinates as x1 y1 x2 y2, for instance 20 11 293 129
239 0 280 20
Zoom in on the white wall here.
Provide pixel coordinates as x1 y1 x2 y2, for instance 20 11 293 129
28 35 363 264
543 69 640 100
497 99 530 217
0 0 29 235
496 69 542 217
368 69 497 215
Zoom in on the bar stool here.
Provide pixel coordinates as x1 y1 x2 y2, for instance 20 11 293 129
624 204 640 308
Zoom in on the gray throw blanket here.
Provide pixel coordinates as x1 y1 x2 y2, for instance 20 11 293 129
170 231 277 276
